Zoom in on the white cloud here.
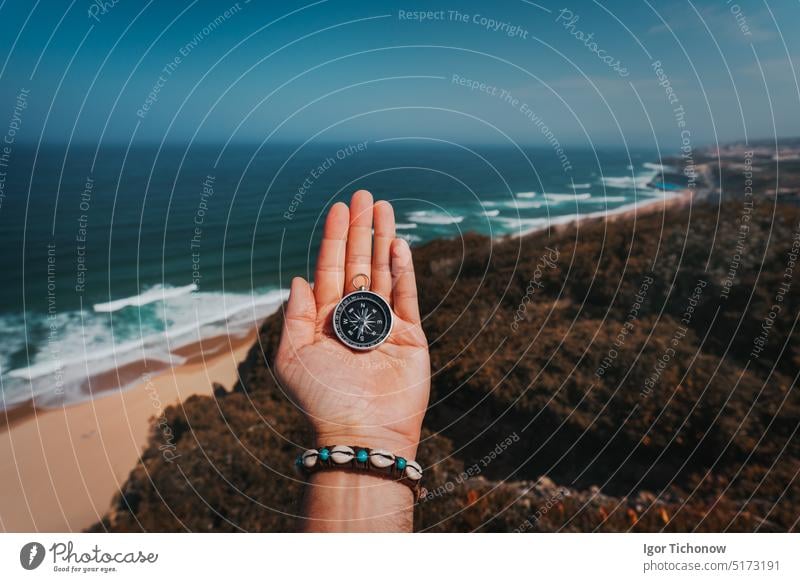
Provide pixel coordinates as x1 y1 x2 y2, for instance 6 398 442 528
647 2 776 43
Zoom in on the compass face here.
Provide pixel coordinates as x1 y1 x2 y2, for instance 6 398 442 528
332 290 393 350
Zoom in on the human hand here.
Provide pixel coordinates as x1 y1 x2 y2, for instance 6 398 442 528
275 190 430 457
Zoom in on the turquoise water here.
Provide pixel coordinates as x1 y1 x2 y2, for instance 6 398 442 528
0 142 676 409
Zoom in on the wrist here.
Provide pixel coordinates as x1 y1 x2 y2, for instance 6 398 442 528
311 427 420 459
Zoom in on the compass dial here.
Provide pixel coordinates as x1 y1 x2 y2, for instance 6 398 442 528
332 290 393 350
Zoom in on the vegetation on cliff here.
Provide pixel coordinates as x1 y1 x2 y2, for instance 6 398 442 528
92 199 800 532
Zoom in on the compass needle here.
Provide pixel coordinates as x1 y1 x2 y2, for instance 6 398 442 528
332 273 394 350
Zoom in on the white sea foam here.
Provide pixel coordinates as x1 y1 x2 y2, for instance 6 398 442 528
584 196 627 203
602 176 648 189
510 191 681 239
516 191 537 198
504 200 545 209
406 210 464 225
545 192 592 201
2 287 288 410
93 283 198 312
483 209 500 217
398 233 422 243
643 162 673 172
601 169 660 192
395 223 417 230
571 183 592 189
493 216 551 230
0 314 26 364
494 212 587 232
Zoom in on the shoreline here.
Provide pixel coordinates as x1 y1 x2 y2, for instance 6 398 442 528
0 176 695 533
0 327 258 532
0 328 259 432
510 185 695 240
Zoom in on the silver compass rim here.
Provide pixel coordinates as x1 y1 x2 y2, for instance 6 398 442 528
332 290 394 351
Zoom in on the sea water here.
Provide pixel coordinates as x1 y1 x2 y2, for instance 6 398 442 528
0 142 677 409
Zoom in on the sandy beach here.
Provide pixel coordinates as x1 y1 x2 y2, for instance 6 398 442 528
0 330 257 532
511 184 696 241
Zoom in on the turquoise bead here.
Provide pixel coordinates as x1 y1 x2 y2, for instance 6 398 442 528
356 449 368 463
319 448 330 462
396 457 407 470
294 455 302 467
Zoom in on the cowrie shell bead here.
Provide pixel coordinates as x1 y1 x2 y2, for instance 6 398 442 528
302 449 319 469
404 460 423 481
368 449 395 468
330 445 355 464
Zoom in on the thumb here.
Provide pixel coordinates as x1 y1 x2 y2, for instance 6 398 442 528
278 277 317 359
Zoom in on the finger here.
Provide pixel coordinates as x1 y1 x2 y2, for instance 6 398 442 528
371 200 396 300
390 238 421 325
278 277 317 359
314 202 349 309
344 190 374 294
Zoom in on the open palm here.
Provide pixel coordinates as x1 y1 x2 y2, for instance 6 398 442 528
275 191 430 456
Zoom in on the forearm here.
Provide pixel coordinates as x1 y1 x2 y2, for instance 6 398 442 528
301 471 414 532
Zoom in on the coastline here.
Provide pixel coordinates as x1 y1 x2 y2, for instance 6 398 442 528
0 328 257 532
511 182 696 240
0 168 698 533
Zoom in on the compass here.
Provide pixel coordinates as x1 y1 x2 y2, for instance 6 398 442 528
332 274 393 350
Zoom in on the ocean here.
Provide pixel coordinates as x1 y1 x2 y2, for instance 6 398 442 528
0 142 679 410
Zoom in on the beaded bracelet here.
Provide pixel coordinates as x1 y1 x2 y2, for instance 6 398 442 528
295 445 426 501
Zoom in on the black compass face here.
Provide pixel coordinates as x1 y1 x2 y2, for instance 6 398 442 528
332 291 393 350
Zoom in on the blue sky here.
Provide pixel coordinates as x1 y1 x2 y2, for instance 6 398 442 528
0 0 798 150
